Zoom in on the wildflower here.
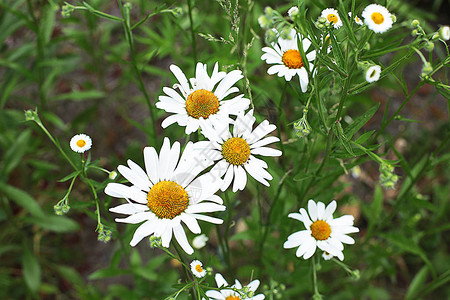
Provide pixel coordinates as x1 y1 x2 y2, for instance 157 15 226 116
70 134 92 153
348 12 363 25
283 200 359 261
365 65 381 83
156 63 250 135
105 138 226 254
261 29 316 92
204 273 265 300
109 171 118 180
320 34 332 53
192 234 208 249
320 8 343 29
293 108 311 138
198 110 282 192
362 4 393 33
287 6 299 20
439 26 450 40
190 260 207 278
322 251 333 260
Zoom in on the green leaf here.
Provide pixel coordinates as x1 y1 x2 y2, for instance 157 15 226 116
355 130 375 144
405 266 429 300
89 268 130 280
51 90 106 101
0 183 45 218
344 104 380 140
0 129 31 178
370 185 383 223
22 246 41 293
28 215 80 232
58 171 80 183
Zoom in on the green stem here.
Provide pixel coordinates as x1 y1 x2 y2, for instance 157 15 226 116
276 82 288 168
187 0 197 64
117 0 156 143
173 242 197 300
223 191 232 267
312 255 320 297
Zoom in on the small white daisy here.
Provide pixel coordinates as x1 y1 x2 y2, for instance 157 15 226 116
105 137 225 255
362 4 393 34
320 8 343 29
283 200 359 261
204 273 265 300
287 6 299 19
70 134 92 153
197 109 282 192
348 12 363 25
439 26 450 40
192 234 208 249
156 62 250 135
261 29 316 92
365 65 381 83
322 251 334 260
190 260 207 278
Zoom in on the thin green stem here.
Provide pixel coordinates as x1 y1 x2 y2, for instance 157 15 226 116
187 0 198 64
312 255 320 297
172 242 197 300
223 191 232 266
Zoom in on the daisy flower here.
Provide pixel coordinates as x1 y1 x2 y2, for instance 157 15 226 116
105 138 225 255
287 6 299 19
190 260 207 278
283 200 359 261
261 29 316 92
362 4 393 34
348 12 363 25
156 62 250 134
204 273 265 300
197 109 282 192
322 251 333 260
320 8 343 29
70 134 92 153
365 65 381 83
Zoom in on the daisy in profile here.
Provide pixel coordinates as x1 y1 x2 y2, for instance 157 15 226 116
348 12 363 25
362 4 393 33
105 138 225 255
197 110 281 192
204 273 265 300
156 62 250 134
283 200 359 261
70 134 92 153
190 260 207 278
261 28 316 92
320 8 343 29
365 65 381 83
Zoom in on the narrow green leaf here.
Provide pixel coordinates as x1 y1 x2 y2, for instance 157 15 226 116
0 129 31 178
89 268 130 280
28 215 80 232
370 185 383 222
0 183 45 218
405 266 429 300
355 130 375 144
58 171 80 183
51 90 105 101
344 104 380 140
22 246 41 293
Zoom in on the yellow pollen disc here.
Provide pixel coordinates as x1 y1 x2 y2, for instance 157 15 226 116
221 137 251 166
185 89 220 119
355 16 361 23
195 265 203 273
371 12 384 25
225 296 241 300
76 139 86 147
327 14 338 24
282 50 303 69
310 220 331 241
147 181 189 219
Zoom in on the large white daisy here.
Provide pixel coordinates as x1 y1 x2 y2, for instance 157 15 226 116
196 109 281 192
283 200 359 261
261 29 316 93
204 273 265 300
156 62 250 134
105 138 225 255
362 4 393 34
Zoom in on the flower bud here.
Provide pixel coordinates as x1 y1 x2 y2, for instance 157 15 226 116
439 25 450 41
411 19 420 27
424 41 434 52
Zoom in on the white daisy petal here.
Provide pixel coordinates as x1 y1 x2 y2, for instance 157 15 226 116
173 224 194 255
130 220 156 246
109 203 148 215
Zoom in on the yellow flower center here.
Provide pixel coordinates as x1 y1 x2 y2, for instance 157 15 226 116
185 89 220 119
327 14 338 24
282 50 303 69
221 137 251 166
225 296 241 300
310 220 331 241
195 264 203 273
355 16 361 23
147 181 189 219
76 139 86 147
371 12 384 25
